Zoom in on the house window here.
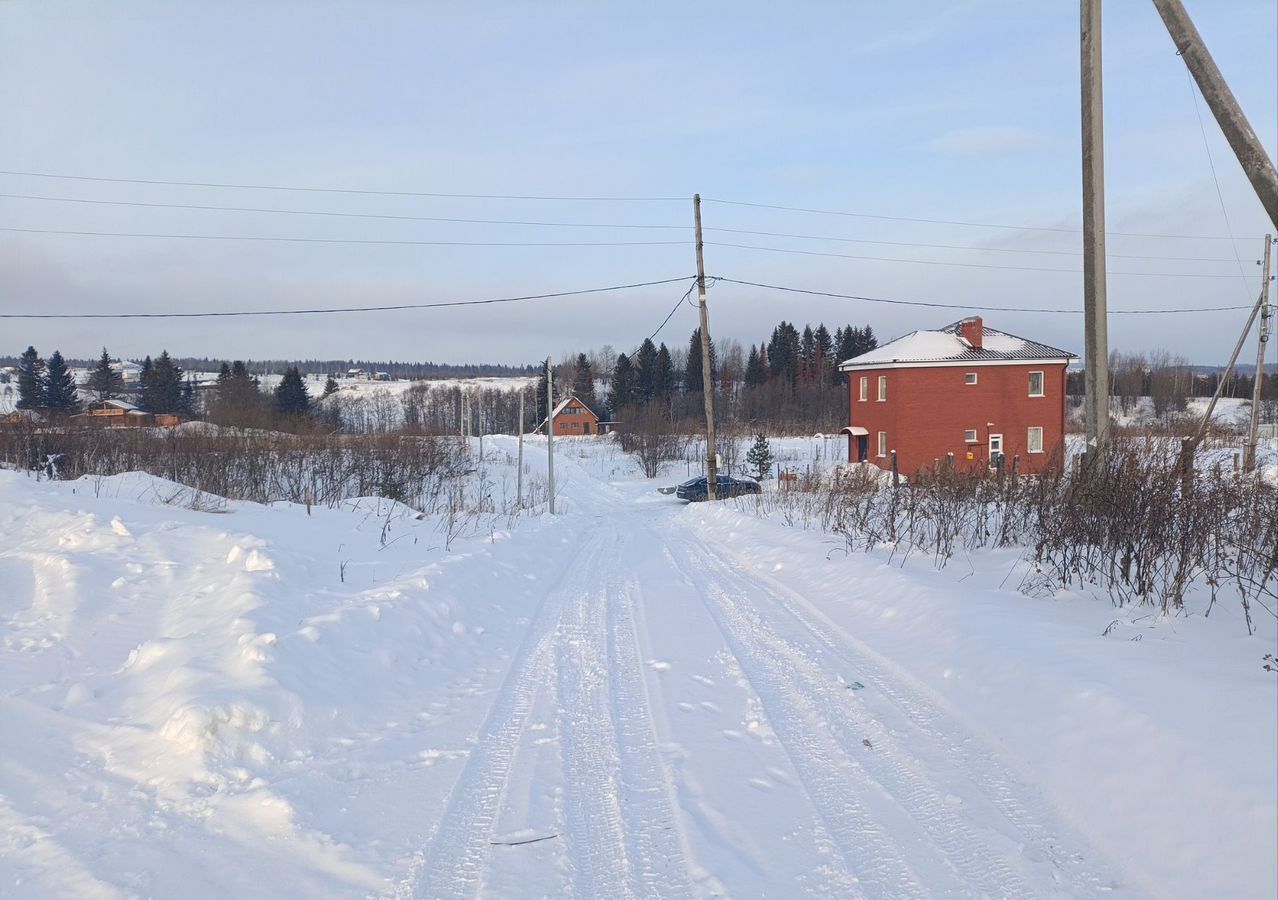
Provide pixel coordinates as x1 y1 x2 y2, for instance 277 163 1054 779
964 429 978 443
877 431 887 458
1028 371 1044 397
1028 426 1044 453
859 376 868 401
965 372 978 385
572 422 581 432
877 375 887 402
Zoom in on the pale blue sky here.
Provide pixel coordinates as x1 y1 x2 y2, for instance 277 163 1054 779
2 1 1274 365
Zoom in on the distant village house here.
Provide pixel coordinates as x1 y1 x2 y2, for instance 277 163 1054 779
539 394 608 436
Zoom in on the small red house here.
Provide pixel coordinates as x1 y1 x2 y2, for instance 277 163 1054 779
541 394 605 436
839 317 1076 475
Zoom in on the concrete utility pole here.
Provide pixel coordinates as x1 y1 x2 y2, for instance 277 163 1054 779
693 194 718 500
1152 0 1278 229
1244 235 1273 472
546 357 555 515
517 388 525 504
1081 0 1111 460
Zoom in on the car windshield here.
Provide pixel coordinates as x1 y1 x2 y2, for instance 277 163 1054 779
679 477 705 487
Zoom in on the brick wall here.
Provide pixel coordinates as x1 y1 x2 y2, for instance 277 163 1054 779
846 363 1068 475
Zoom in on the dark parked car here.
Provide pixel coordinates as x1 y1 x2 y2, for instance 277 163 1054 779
668 475 762 502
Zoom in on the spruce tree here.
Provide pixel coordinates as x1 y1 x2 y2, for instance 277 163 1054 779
44 351 80 413
683 328 716 395
87 348 125 401
274 367 311 417
144 351 184 414
137 356 155 411
744 344 768 388
767 322 801 386
746 433 774 480
608 353 638 417
572 353 596 409
535 363 550 423
16 346 46 410
321 375 339 398
800 325 817 383
635 338 658 404
814 324 835 387
652 344 674 406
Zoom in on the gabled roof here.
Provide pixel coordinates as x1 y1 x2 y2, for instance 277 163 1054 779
535 394 604 431
95 398 141 410
839 320 1076 369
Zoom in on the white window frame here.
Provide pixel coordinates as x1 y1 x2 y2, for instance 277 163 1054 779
1028 370 1045 397
877 375 887 402
877 431 887 458
1028 426 1044 453
964 428 978 443
965 372 978 385
859 376 868 401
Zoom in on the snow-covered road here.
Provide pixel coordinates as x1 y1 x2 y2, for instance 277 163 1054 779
398 462 1134 900
2 439 1272 899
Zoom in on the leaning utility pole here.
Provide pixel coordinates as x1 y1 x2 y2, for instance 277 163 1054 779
693 194 718 500
1152 0 1278 229
1081 0 1111 460
546 357 556 514
1244 235 1273 472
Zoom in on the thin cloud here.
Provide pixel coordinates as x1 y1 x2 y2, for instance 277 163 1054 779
923 125 1052 156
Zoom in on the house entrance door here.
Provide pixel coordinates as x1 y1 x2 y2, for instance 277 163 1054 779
856 435 868 462
988 433 1004 470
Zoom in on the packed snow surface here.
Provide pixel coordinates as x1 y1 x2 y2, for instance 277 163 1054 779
0 438 1274 899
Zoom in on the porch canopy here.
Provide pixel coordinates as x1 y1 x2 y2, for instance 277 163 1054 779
840 426 869 436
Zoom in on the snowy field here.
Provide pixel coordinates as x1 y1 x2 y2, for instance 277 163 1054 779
0 437 1274 899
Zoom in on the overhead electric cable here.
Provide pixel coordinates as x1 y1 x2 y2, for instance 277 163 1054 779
0 276 697 319
707 226 1236 263
703 197 1248 241
0 170 682 202
0 226 687 249
714 276 1254 314
706 240 1257 278
0 193 690 230
0 193 1239 262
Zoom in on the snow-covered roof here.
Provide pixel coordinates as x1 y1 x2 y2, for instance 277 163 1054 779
96 399 141 411
840 320 1075 369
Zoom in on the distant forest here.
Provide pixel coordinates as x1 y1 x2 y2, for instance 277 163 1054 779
0 356 538 379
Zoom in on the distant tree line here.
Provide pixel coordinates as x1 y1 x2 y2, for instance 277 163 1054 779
1066 351 1277 421
540 321 877 436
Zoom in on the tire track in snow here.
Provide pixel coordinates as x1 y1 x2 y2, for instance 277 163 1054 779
603 534 697 899
679 532 1032 899
404 532 604 900
664 540 926 900
555 527 635 899
685 528 1138 899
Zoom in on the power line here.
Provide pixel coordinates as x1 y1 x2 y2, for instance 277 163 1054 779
0 170 683 203
0 276 697 319
0 226 688 249
706 240 1258 278
0 192 1239 262
1183 66 1255 302
707 226 1235 262
703 196 1249 241
714 276 1254 314
0 193 690 230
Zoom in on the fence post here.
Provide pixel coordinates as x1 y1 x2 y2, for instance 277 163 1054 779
890 450 899 488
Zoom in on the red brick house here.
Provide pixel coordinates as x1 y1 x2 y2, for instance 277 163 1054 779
540 394 605 436
838 317 1076 475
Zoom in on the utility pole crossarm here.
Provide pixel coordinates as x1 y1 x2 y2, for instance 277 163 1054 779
1152 0 1278 228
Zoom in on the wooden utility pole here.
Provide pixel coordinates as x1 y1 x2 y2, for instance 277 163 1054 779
693 194 718 500
1152 0 1278 228
1244 235 1273 472
1080 0 1112 461
546 357 556 514
517 388 525 504
1081 0 1111 462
